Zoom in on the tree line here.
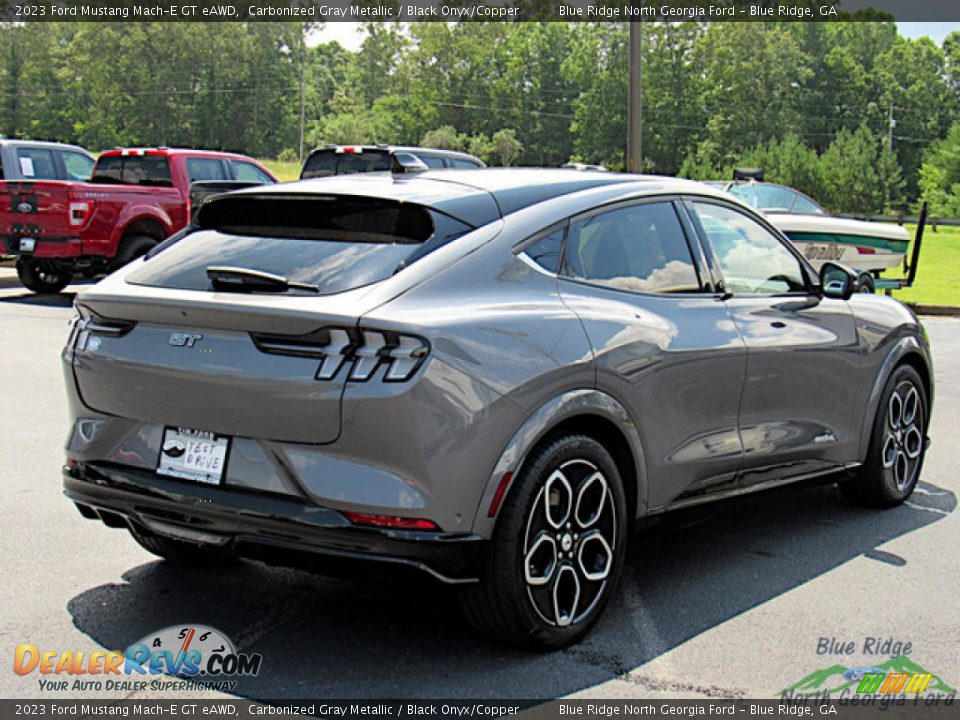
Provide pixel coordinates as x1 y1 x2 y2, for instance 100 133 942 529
3 21 960 214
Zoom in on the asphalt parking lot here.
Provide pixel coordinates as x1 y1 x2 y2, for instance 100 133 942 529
1 273 958 702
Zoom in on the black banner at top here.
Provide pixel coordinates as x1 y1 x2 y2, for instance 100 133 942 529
1 0 960 23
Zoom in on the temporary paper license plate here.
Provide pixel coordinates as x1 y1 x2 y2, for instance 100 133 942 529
157 427 230 485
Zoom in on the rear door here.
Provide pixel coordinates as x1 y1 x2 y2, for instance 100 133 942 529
60 150 95 181
555 198 747 508
185 156 229 183
227 160 275 184
686 199 861 487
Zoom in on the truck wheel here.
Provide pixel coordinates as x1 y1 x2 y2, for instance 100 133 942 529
16 258 71 294
112 235 157 270
460 434 628 647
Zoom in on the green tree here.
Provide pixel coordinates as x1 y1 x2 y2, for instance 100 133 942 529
420 125 467 151
565 24 627 169
820 125 898 213
739 135 826 202
918 120 960 216
491 128 522 166
467 133 493 163
692 23 810 161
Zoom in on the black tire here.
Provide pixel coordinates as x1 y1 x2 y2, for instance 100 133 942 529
16 258 71 294
461 434 628 648
855 273 875 293
129 526 234 567
111 235 157 270
840 365 928 507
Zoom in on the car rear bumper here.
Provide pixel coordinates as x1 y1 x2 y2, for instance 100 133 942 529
63 462 484 584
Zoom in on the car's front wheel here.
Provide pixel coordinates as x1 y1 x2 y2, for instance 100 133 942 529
840 365 928 507
461 434 628 647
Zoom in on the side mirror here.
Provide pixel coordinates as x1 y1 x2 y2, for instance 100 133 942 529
390 152 429 174
819 261 859 300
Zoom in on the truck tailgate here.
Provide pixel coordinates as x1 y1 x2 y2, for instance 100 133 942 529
0 180 75 256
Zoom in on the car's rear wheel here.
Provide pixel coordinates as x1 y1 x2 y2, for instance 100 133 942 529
16 258 71 294
129 526 235 567
840 365 928 507
461 434 627 647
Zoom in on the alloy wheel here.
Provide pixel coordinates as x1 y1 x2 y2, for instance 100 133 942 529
522 458 617 628
881 380 924 492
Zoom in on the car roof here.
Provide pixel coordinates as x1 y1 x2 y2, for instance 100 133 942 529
0 139 93 156
309 145 481 161
99 147 257 160
211 169 731 228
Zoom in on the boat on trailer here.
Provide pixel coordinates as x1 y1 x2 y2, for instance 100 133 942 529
706 173 923 292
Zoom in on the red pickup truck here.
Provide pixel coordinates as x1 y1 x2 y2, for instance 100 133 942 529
1 147 277 293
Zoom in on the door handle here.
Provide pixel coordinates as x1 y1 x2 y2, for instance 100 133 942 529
771 321 787 329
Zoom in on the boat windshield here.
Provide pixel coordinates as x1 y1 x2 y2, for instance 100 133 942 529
728 183 824 214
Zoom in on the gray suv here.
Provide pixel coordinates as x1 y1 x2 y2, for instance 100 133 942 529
62 170 932 647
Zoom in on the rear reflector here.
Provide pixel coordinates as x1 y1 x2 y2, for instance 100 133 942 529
857 247 876 255
342 511 439 531
487 471 513 518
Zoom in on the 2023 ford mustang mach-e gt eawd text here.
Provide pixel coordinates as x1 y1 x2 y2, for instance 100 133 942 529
62 170 932 647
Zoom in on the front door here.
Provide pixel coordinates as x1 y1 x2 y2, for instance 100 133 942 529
686 199 861 488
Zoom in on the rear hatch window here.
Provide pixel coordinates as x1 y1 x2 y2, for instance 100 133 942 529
91 155 173 187
301 149 390 178
125 195 473 295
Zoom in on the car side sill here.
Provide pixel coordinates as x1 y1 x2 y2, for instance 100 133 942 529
651 463 861 515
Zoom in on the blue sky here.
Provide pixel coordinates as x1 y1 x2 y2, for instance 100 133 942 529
898 22 960 43
312 22 960 52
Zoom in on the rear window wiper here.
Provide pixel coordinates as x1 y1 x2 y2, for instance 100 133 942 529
206 266 320 294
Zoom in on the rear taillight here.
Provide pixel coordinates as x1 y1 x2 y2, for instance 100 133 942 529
66 310 136 353
342 511 439 531
251 327 429 383
69 201 94 227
